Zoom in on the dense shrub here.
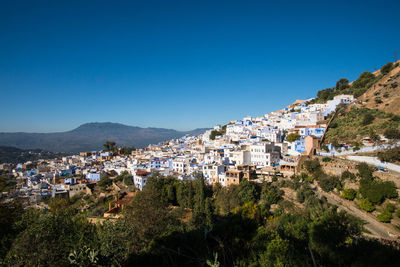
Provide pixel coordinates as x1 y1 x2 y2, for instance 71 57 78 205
377 147 400 163
341 170 356 181
303 159 321 173
381 62 394 75
377 209 392 223
319 176 340 192
396 209 400 218
359 179 398 204
342 189 357 200
296 184 314 203
321 145 330 152
336 78 349 91
385 203 396 213
357 163 374 181
361 113 375 126
383 128 400 139
286 133 300 142
358 199 375 212
352 72 375 89
98 175 112 189
322 157 332 162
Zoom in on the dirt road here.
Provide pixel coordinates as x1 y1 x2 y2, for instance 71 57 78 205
316 188 400 240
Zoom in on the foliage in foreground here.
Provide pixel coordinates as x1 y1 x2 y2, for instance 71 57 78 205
1 175 400 266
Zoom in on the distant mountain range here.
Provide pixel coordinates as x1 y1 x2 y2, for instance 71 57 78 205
0 146 68 164
0 123 209 153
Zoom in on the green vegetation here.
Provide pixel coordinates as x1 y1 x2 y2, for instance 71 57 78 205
342 188 357 200
357 163 398 205
303 159 321 173
0 174 16 192
1 173 400 266
209 125 227 140
384 128 400 139
313 69 384 104
115 171 134 186
97 175 112 189
378 147 400 163
360 179 397 204
358 199 375 212
103 141 117 152
119 146 135 155
381 62 394 75
286 133 300 142
341 170 356 181
319 175 340 192
325 107 400 143
377 209 392 223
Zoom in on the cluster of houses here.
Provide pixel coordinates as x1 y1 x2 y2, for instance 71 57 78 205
1 95 356 204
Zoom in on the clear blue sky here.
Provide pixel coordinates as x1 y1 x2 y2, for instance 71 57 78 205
1 0 399 132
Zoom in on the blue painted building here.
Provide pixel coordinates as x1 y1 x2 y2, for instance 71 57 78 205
299 127 325 138
294 139 305 153
86 172 102 182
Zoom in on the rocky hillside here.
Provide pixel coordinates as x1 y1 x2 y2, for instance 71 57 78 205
357 60 400 115
320 60 400 144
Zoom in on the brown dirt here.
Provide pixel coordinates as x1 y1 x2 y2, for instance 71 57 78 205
357 60 400 116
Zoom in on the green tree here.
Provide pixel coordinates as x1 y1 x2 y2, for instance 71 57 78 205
214 185 240 215
381 62 394 75
378 147 400 163
303 159 321 173
341 170 356 181
352 72 375 89
259 233 292 266
361 113 375 126
261 183 283 205
119 146 135 155
384 128 400 139
385 203 396 213
342 189 357 200
358 199 375 212
310 209 361 262
103 141 117 152
286 133 301 142
357 163 374 181
98 175 112 189
123 183 180 254
377 209 392 223
319 175 340 192
98 220 132 265
6 209 98 266
237 179 258 205
0 202 24 263
336 78 349 91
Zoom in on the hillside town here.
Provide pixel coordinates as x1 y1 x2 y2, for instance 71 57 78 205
1 94 358 204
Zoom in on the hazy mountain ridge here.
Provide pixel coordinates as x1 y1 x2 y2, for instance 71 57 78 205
0 146 68 164
0 123 209 153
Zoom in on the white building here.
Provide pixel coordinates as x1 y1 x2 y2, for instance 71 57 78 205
325 94 354 115
133 170 150 191
249 143 281 167
225 150 251 165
